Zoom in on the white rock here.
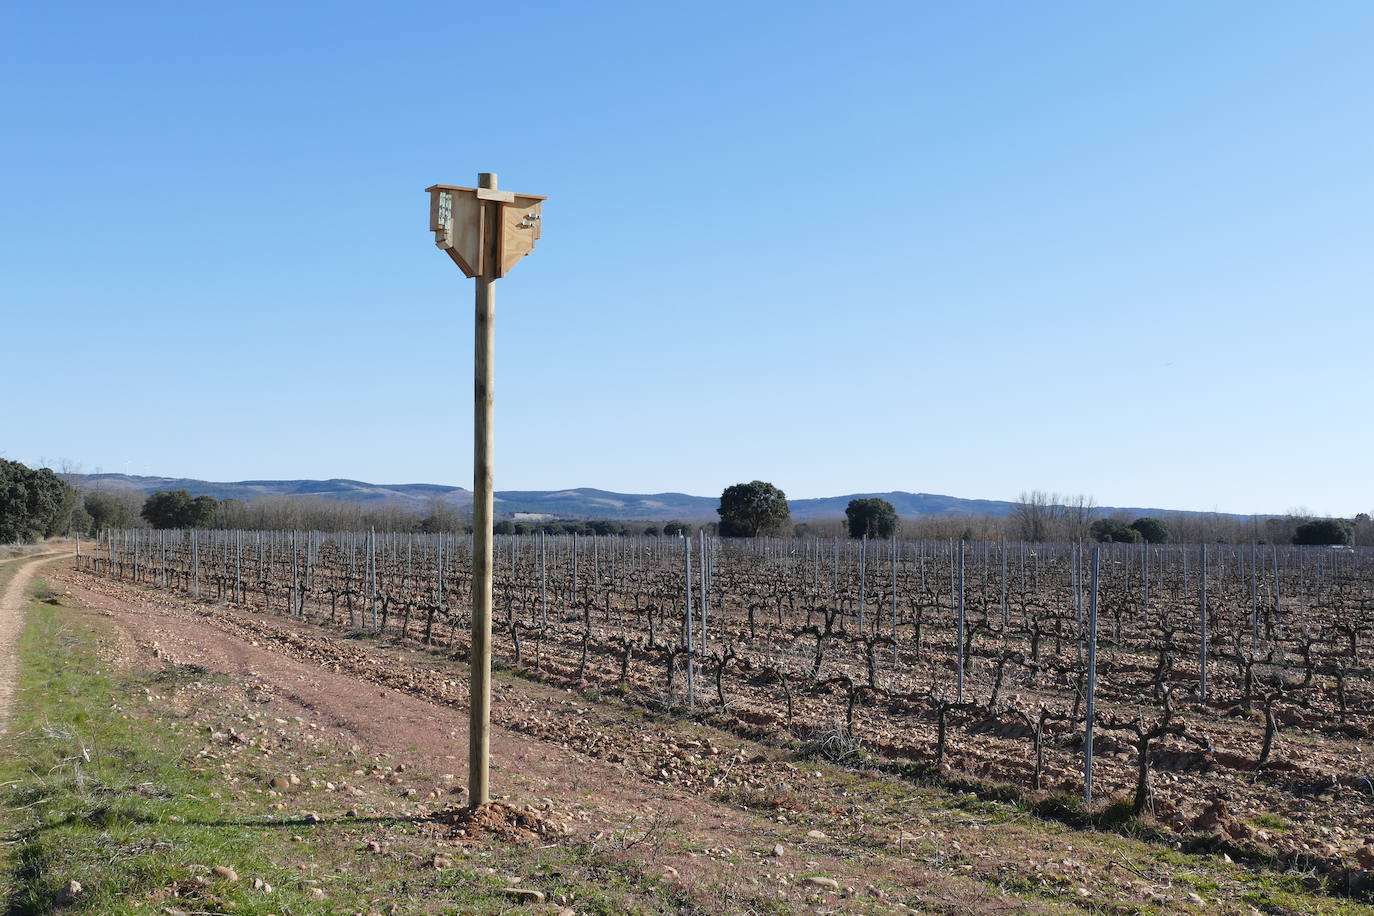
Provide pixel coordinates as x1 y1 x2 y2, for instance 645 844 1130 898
802 876 839 890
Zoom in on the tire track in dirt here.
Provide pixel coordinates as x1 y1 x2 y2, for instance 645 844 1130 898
0 548 70 733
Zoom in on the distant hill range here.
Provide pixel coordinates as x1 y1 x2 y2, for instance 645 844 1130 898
66 474 1241 523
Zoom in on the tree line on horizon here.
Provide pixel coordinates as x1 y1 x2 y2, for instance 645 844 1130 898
712 481 1368 547
3 461 1368 547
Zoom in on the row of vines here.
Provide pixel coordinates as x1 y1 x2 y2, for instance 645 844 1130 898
77 529 1374 873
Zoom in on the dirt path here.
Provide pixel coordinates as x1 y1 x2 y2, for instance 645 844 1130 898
0 547 70 733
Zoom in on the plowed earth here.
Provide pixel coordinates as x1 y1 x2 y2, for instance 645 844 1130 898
46 562 1374 914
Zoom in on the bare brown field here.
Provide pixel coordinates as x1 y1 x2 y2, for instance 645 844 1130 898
70 532 1374 910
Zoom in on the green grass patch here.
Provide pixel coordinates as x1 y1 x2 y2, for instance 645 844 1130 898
0 599 328 914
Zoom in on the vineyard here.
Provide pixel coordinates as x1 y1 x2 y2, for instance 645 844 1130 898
78 529 1374 889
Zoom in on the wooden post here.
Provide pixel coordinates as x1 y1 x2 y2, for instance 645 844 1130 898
469 171 498 809
427 170 543 811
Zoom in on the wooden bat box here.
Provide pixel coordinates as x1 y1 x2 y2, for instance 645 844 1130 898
426 184 546 279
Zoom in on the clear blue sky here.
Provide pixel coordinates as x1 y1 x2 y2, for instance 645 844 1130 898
3 1 1371 517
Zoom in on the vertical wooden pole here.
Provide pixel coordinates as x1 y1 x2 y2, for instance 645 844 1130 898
469 171 498 809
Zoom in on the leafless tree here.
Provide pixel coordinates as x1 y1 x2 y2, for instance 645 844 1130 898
1011 491 1060 542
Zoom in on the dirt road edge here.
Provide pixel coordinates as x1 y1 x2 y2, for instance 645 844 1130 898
0 548 69 733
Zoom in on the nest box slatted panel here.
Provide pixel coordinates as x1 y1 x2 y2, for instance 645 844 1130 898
500 195 544 275
426 184 546 279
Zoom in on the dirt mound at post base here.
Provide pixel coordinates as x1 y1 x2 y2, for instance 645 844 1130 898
427 801 561 843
